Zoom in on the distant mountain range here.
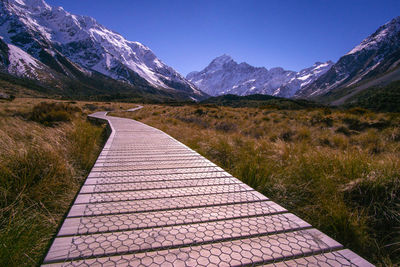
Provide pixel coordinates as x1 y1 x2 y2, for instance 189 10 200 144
187 55 333 98
188 16 400 102
0 0 206 101
0 0 399 105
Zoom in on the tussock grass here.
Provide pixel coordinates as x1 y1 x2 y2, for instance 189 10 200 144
0 98 106 266
113 105 400 265
29 102 81 126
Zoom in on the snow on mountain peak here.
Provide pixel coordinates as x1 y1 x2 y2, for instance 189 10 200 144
10 0 51 12
208 54 234 67
187 56 333 97
0 0 203 98
296 16 400 98
347 16 400 55
214 54 233 62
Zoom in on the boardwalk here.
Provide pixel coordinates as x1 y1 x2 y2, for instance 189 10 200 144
42 111 373 266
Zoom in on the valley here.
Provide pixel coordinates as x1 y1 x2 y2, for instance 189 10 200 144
0 0 399 266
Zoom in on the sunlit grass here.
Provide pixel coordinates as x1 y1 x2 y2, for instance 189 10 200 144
0 98 111 266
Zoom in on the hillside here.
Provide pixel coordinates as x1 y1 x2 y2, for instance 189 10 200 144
0 70 197 103
297 16 400 99
0 0 206 101
341 80 400 112
201 94 323 109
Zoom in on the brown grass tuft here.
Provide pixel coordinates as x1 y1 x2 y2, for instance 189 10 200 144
0 98 107 266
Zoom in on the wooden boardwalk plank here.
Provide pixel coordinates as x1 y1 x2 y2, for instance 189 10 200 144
58 201 286 236
67 191 268 218
74 184 253 204
44 229 343 266
45 214 312 262
79 177 241 193
84 171 233 185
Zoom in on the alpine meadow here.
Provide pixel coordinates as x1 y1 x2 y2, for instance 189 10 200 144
1 0 400 266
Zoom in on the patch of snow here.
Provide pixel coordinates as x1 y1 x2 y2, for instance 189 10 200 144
346 61 381 87
8 44 41 76
14 0 26 5
243 79 256 84
297 74 311 81
327 75 349 90
314 62 329 69
300 80 312 87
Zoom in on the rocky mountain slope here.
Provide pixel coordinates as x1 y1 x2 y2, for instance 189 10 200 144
187 55 332 97
274 61 334 97
0 0 205 100
0 36 61 82
296 16 400 98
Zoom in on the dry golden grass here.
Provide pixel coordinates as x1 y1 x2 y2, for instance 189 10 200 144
0 98 124 266
112 104 400 266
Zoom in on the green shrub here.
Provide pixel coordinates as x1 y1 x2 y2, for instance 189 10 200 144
310 113 334 127
336 126 352 136
194 108 205 116
280 129 295 141
83 103 99 111
214 121 237 133
347 107 369 115
29 102 81 126
342 116 366 131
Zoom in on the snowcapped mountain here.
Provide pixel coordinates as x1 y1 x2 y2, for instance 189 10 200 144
187 55 332 97
0 37 55 80
296 16 400 98
0 0 205 100
273 61 334 98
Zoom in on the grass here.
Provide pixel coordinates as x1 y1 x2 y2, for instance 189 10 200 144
1 97 398 265
112 104 400 266
0 98 123 266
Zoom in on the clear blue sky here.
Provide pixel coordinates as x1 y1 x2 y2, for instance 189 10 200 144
46 0 399 75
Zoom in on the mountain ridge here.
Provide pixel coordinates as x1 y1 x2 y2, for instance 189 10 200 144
0 0 206 100
296 16 400 99
187 55 333 97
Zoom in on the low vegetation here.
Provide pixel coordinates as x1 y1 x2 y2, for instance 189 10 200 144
113 104 400 266
0 98 115 266
1 95 398 265
345 80 400 112
29 102 82 126
201 93 323 109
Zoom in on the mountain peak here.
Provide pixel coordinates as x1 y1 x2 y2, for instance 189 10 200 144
211 54 234 65
10 0 51 11
347 16 400 55
0 0 206 100
201 54 235 73
187 56 332 97
297 16 400 98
